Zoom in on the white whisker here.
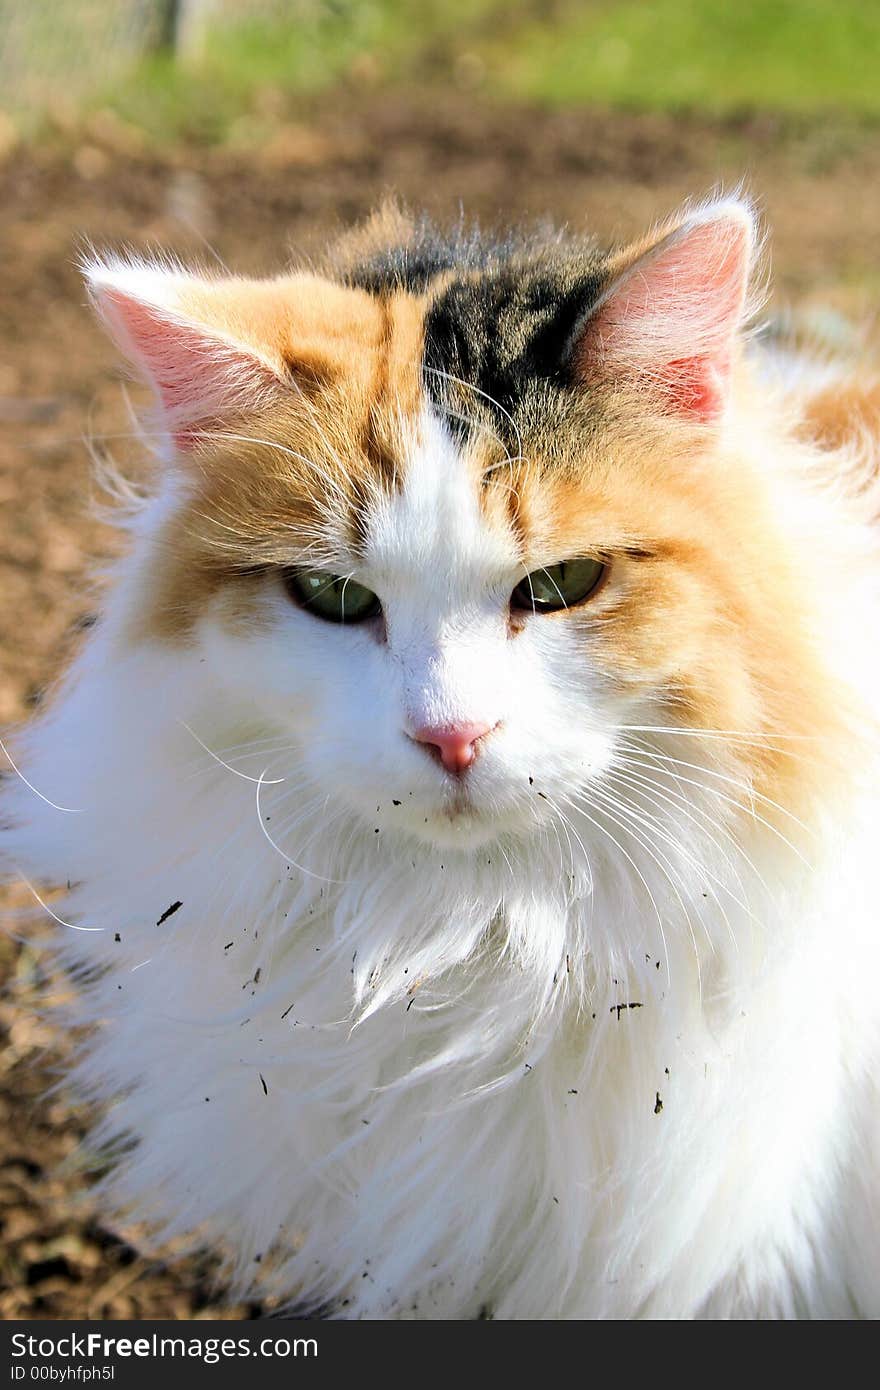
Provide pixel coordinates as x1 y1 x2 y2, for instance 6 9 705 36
255 770 347 885
577 787 708 987
590 780 740 954
618 746 812 864
18 875 103 932
558 794 671 981
0 736 84 814
423 363 525 461
609 756 775 901
180 722 286 786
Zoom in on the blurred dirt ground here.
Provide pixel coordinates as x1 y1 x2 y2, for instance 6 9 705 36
2 95 880 1319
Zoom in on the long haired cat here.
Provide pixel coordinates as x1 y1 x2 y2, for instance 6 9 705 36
3 196 880 1318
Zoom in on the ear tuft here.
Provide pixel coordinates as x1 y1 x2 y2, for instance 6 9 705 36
575 197 759 424
84 256 285 449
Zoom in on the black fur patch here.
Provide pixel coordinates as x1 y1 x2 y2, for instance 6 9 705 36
347 220 611 452
345 217 495 294
422 267 605 446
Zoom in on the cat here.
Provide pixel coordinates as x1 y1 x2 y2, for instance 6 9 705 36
3 194 880 1319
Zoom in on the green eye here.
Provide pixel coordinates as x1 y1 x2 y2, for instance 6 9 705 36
511 558 606 613
284 569 381 624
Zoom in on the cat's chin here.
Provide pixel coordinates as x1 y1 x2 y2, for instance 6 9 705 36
393 797 533 851
412 813 498 850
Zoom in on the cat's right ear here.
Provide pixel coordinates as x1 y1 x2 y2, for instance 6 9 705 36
84 259 288 450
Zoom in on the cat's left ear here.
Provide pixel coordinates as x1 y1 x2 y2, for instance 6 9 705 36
572 199 758 424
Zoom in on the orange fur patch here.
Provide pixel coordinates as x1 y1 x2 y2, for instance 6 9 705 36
799 377 880 454
130 279 427 641
473 400 851 828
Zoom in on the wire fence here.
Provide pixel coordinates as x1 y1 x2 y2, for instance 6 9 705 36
0 1 329 116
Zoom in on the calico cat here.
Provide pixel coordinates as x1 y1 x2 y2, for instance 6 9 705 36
3 196 880 1318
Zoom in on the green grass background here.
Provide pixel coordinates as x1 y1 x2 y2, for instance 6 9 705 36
6 0 880 143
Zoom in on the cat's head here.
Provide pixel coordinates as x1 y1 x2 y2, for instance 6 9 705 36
84 198 827 852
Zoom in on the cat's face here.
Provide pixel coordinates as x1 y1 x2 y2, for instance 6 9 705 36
200 406 621 849
87 201 827 851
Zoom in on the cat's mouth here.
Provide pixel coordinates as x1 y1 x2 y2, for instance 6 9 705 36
439 786 476 821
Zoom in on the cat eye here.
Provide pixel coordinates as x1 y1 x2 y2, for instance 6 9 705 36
511 558 606 613
283 569 381 624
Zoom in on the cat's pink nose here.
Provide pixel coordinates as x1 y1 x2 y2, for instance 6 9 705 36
412 722 496 775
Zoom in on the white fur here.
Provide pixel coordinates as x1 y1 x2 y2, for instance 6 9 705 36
4 346 880 1319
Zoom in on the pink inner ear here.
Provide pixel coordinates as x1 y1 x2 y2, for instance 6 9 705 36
96 286 281 449
577 211 752 424
662 353 732 423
